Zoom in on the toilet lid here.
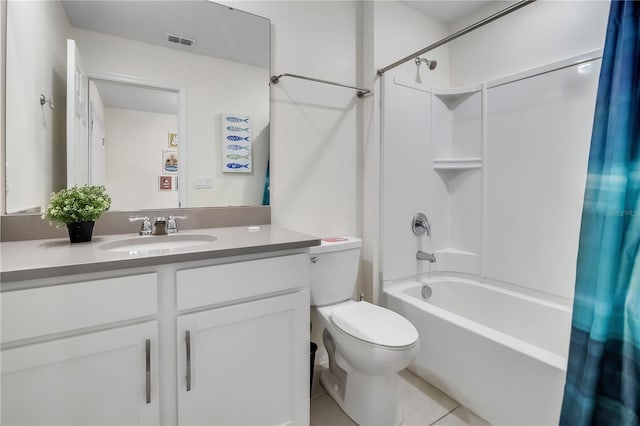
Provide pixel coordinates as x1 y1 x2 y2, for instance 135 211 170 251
330 302 418 348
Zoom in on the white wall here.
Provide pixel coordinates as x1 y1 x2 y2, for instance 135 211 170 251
104 108 179 211
225 1 362 239
372 1 451 87
5 0 69 213
448 0 610 86
69 27 269 209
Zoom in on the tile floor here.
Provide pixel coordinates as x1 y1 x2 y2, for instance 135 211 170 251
310 365 490 426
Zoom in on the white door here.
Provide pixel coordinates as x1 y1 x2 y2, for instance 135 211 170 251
89 81 106 186
1 321 159 426
177 292 309 426
66 39 89 187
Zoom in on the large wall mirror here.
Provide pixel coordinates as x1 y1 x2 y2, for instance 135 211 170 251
4 0 270 214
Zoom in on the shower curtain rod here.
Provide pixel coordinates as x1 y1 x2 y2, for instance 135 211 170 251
270 73 372 98
377 0 536 76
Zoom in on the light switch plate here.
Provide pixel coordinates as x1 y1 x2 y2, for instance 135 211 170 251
195 176 212 189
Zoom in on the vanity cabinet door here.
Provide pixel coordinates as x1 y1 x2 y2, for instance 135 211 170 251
177 291 309 426
1 321 159 426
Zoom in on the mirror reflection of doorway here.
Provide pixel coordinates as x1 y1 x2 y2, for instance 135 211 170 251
88 79 180 211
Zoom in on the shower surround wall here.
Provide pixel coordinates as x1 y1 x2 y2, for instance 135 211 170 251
382 51 602 299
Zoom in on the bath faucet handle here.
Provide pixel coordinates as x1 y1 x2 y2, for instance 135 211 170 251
412 213 431 236
167 215 188 234
129 216 152 235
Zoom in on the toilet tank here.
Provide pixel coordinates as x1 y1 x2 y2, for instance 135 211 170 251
309 237 362 306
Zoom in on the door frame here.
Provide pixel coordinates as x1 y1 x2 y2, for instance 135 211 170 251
86 71 188 208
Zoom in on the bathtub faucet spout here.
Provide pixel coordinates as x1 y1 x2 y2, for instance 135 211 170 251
417 250 436 263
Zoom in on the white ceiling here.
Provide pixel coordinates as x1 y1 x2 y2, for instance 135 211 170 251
92 80 178 115
61 1 270 68
401 1 496 24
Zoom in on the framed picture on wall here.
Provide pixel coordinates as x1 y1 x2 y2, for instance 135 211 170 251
168 132 179 148
159 176 172 191
221 113 252 173
162 150 178 174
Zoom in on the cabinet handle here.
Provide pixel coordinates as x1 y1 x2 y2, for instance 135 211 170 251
145 339 151 404
185 330 191 392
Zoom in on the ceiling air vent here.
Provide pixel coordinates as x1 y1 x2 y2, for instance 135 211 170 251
167 34 196 47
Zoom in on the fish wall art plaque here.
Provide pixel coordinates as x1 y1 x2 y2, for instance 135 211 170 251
221 113 252 173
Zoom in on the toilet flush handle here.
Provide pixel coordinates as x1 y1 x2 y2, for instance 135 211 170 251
310 256 319 263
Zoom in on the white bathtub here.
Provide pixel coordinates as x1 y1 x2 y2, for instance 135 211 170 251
383 277 571 425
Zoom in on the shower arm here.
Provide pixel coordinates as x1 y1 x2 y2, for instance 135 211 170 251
377 0 536 76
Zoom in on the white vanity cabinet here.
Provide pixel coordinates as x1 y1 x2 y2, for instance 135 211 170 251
175 253 310 426
1 247 312 426
1 274 160 426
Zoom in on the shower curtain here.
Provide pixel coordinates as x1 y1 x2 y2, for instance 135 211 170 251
262 159 270 206
560 1 639 425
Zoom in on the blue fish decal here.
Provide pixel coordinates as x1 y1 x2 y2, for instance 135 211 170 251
226 163 250 169
225 116 249 123
226 126 250 133
227 135 250 142
226 144 249 151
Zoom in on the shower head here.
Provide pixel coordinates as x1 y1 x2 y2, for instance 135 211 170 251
415 57 437 70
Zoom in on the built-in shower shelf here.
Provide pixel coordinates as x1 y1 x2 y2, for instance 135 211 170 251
433 84 482 109
433 158 482 170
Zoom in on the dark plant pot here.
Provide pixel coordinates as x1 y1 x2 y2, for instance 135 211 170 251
67 221 95 243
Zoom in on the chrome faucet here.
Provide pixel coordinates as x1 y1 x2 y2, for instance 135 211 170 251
167 215 187 234
129 216 152 235
417 250 436 263
152 217 167 235
130 214 187 235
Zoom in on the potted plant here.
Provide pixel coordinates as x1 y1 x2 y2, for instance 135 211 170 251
43 185 112 243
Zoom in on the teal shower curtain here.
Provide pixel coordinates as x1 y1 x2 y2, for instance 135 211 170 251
262 159 270 206
560 1 639 425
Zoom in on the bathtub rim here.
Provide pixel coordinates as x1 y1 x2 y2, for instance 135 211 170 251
383 277 570 372
384 271 574 309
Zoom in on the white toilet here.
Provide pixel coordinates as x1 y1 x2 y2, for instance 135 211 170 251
310 237 419 426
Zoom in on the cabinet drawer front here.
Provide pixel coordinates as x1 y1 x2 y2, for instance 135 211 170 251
2 274 158 343
177 254 309 310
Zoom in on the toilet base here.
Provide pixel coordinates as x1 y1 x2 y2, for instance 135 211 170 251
320 357 403 426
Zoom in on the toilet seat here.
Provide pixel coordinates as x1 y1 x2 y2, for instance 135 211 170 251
330 302 418 348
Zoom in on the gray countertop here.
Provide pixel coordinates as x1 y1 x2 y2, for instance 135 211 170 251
1 225 320 282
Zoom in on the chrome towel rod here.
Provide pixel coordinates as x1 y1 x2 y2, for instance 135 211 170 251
270 73 371 98
377 0 536 76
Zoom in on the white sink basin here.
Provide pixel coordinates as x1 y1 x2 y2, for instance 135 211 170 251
99 234 217 254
